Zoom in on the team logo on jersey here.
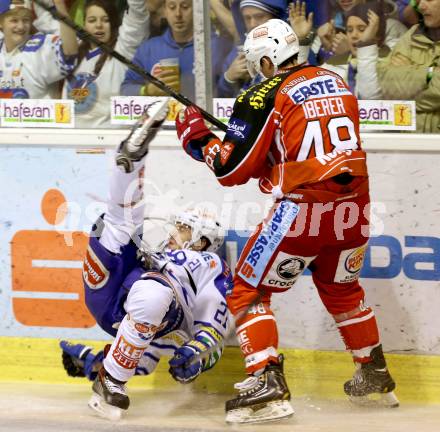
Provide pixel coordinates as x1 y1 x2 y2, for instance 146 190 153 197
226 118 250 141
277 257 305 279
82 245 109 289
112 335 144 369
262 252 314 289
67 73 97 113
288 75 351 105
239 201 300 287
334 244 367 283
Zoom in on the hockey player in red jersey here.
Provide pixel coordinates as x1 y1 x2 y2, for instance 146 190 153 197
176 18 398 424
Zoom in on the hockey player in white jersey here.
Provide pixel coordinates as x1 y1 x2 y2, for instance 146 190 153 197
0 0 77 99
60 99 232 421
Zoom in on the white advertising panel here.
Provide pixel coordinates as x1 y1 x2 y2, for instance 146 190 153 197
111 97 416 131
0 134 438 353
0 99 75 128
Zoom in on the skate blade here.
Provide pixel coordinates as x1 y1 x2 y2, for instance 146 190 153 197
348 391 399 408
88 392 123 421
226 400 294 424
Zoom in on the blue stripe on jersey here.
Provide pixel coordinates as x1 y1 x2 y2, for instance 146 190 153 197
239 200 300 287
143 352 160 363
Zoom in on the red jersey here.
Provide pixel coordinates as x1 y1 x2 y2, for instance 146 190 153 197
203 65 369 202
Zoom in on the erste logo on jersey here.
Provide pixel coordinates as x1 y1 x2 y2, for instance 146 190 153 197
288 75 351 105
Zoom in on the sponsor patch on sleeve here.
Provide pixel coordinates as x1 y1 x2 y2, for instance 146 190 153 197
334 244 367 283
82 245 110 290
226 117 251 142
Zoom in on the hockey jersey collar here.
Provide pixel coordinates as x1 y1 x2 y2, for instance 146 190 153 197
86 46 102 60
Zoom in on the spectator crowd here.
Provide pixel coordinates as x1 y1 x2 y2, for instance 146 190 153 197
0 0 439 132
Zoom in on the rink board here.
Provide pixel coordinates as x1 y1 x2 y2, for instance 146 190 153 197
1 336 439 405
0 131 439 354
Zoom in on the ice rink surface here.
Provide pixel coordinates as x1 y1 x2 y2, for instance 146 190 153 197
1 383 439 432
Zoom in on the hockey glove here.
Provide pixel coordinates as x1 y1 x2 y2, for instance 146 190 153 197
60 340 104 381
175 106 215 162
168 326 223 384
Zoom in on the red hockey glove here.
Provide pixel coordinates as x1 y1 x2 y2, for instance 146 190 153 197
175 106 213 161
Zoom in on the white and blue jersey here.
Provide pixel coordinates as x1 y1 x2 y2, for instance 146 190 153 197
82 215 232 376
0 32 75 99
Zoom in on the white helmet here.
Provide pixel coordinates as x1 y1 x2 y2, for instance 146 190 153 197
244 19 299 78
171 208 224 252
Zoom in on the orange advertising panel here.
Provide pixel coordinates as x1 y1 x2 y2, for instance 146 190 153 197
11 230 95 328
10 188 96 328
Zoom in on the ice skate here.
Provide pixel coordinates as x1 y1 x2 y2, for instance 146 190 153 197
225 355 294 424
116 98 169 173
88 368 129 421
344 345 399 408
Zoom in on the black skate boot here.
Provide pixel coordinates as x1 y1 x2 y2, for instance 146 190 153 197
344 345 399 408
225 355 294 424
116 98 169 173
88 367 130 421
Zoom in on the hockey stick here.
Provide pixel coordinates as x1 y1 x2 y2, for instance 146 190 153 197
34 0 227 131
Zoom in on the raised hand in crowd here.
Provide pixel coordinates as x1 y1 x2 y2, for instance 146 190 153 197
331 31 350 56
224 50 250 84
53 0 78 56
288 1 314 43
358 8 380 46
210 0 239 42
317 19 336 52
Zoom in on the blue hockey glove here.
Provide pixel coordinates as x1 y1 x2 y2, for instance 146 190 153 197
168 340 205 383
60 340 104 381
168 326 224 384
